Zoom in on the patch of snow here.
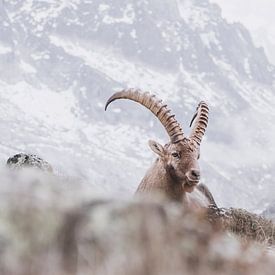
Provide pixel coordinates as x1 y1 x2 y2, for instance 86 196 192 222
0 44 12 55
130 29 137 39
98 4 110 12
243 58 252 78
20 60 37 74
102 4 135 25
177 0 210 30
200 31 222 50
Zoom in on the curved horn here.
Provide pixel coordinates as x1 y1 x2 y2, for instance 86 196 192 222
189 101 209 147
105 88 185 143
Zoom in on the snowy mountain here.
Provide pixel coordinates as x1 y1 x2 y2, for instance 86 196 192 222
1 0 275 211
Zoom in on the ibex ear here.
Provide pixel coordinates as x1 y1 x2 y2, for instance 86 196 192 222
148 140 165 157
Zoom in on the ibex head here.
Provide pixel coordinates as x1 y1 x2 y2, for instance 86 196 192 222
105 89 209 194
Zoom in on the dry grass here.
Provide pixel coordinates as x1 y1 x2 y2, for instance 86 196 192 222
208 205 275 245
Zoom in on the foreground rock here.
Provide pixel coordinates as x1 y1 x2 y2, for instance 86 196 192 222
0 170 275 275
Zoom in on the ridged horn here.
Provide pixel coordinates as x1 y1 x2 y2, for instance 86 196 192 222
189 101 209 147
105 88 185 143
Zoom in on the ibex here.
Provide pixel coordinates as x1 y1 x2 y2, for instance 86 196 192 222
105 89 216 209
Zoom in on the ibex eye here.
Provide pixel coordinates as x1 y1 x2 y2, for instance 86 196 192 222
172 152 180 158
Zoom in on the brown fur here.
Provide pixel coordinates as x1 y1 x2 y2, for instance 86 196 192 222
135 140 214 209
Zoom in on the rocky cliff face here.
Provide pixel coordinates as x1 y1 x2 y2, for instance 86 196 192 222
0 0 275 211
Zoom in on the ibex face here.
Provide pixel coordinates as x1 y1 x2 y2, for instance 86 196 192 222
149 140 200 193
105 88 209 200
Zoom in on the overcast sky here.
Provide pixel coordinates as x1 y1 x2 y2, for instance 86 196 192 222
210 0 275 65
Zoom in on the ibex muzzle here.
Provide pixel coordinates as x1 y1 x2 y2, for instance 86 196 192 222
105 89 209 200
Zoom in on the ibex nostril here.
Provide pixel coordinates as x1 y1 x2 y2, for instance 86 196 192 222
190 169 200 179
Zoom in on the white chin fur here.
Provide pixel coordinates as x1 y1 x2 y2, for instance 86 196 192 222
185 188 210 208
184 185 195 193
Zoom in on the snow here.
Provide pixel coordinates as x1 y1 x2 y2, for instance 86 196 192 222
49 35 179 101
0 81 77 130
101 4 135 25
19 60 37 74
98 4 110 12
130 29 137 39
243 58 252 78
177 0 210 30
0 43 12 55
200 31 222 50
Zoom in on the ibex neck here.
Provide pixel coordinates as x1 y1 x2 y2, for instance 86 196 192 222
136 159 183 201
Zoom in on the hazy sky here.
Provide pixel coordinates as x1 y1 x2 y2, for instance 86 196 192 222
210 0 275 65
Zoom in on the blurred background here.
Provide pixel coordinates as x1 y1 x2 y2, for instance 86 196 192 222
210 0 275 65
0 0 275 211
